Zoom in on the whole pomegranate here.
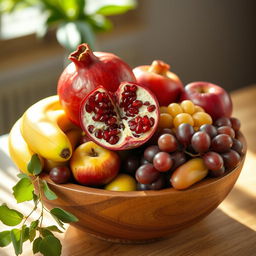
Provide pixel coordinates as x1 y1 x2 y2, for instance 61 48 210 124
80 82 160 150
57 43 136 126
133 60 184 106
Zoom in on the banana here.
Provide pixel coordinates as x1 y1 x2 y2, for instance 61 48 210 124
20 95 74 162
43 128 82 172
8 119 44 175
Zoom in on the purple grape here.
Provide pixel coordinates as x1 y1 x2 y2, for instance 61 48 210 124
158 134 178 152
217 126 235 138
209 166 225 177
231 138 244 155
49 166 71 184
203 151 224 171
214 117 232 127
135 164 160 184
140 157 150 165
123 155 140 174
153 152 173 172
199 124 218 138
211 134 233 153
151 175 166 190
176 123 194 146
222 150 241 170
144 145 160 162
191 131 211 153
230 117 241 131
170 151 187 171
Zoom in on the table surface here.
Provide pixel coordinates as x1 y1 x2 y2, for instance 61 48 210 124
1 85 256 256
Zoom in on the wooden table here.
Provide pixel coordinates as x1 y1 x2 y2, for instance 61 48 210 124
1 85 256 256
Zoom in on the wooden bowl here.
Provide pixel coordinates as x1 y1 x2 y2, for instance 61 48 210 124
42 135 246 243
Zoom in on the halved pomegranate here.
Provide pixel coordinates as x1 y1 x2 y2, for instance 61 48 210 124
80 82 160 150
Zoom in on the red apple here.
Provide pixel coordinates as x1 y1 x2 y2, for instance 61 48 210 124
181 81 232 120
133 60 184 106
70 141 120 186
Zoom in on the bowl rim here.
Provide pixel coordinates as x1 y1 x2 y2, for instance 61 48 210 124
44 133 246 197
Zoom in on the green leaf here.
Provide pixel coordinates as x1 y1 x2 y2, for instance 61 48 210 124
39 235 62 256
41 180 58 200
22 226 30 242
50 214 65 230
29 228 36 242
45 225 63 233
10 229 22 256
50 208 78 223
38 228 54 238
29 220 39 242
33 237 42 254
30 220 39 230
56 21 95 51
0 231 11 247
12 177 34 203
27 154 42 175
0 204 23 226
86 0 137 15
17 173 28 179
88 14 113 32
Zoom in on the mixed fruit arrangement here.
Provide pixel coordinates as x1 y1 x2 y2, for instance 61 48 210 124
8 43 245 192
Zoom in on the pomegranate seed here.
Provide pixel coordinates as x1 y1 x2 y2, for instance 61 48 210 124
124 85 130 91
95 92 104 102
130 85 137 92
149 117 155 126
135 116 142 123
142 125 150 132
103 131 111 140
93 114 101 121
132 133 140 138
107 117 117 125
142 116 150 125
99 115 105 122
144 101 150 106
129 108 139 115
128 120 137 131
95 107 104 115
98 102 107 108
122 117 128 120
88 125 94 133
95 129 103 139
109 124 119 129
108 135 119 144
135 123 143 134
147 105 156 112
132 100 143 108
85 104 92 113
109 129 119 136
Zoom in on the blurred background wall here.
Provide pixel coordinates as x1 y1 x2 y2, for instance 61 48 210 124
0 0 256 134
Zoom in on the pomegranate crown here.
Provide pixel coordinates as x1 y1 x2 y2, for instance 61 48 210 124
69 43 98 67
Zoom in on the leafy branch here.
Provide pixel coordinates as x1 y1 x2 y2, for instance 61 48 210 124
0 154 78 256
0 0 137 51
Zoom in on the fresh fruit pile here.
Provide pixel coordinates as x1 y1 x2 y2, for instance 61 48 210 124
8 43 245 192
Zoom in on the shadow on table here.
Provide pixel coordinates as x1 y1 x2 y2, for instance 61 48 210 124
62 207 256 256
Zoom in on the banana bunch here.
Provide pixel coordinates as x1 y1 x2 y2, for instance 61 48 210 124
8 95 82 174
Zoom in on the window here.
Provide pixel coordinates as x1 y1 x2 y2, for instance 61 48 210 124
0 7 44 39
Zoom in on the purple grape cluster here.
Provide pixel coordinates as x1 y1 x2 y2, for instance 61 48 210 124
121 117 244 190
